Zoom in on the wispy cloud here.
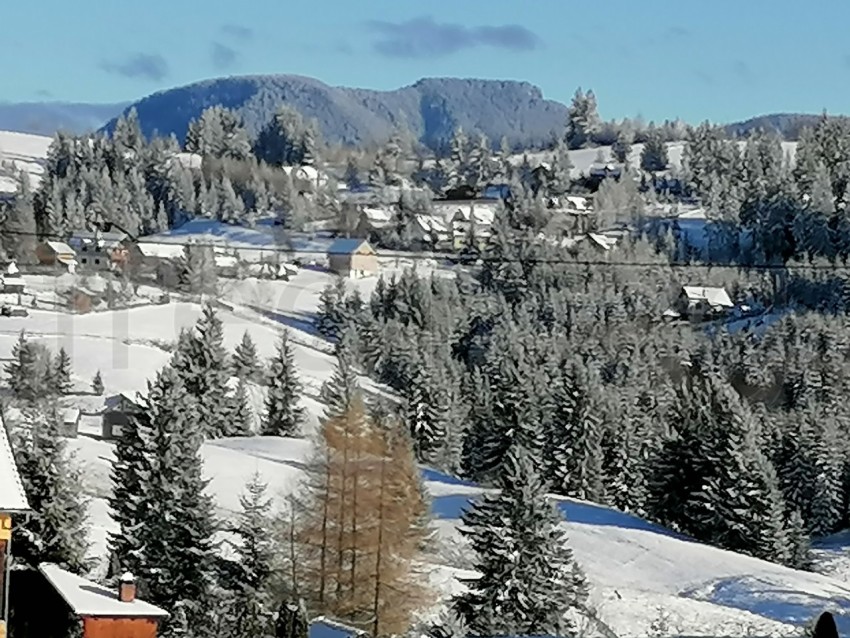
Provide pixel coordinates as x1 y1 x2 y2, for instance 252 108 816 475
34 89 53 99
365 16 541 58
211 42 238 70
220 24 254 42
733 59 755 83
101 53 169 82
693 69 715 86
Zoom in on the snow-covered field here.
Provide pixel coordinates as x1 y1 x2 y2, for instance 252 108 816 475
0 266 847 636
0 130 51 192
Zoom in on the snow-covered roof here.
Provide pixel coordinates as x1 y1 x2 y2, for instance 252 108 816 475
565 195 591 211
415 215 449 234
62 408 81 424
39 563 168 618
46 241 75 255
6 261 19 275
171 152 202 170
586 233 618 251
361 206 394 225
0 413 29 512
682 286 734 308
136 243 186 260
215 254 239 268
309 616 366 638
70 230 128 245
327 238 373 256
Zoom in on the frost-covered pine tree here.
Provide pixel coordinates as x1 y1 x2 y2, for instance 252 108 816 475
107 393 151 579
53 346 74 395
231 379 255 436
232 330 260 382
565 88 600 150
262 332 305 437
221 473 275 638
320 328 362 421
91 369 105 396
5 331 54 402
315 277 349 341
453 445 589 637
544 361 606 502
7 405 90 572
133 367 217 628
172 304 234 437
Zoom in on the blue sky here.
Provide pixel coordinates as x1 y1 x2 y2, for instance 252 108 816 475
1 0 848 123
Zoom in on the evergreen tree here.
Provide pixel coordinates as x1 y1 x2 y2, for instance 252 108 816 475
262 332 306 437
320 328 362 420
5 331 54 402
275 600 309 638
232 330 261 382
1 172 38 263
107 393 151 579
53 347 74 395
565 88 601 150
180 243 218 296
231 379 255 436
648 357 792 563
315 277 349 341
91 369 105 396
640 129 669 173
222 473 276 638
7 406 90 572
172 304 234 438
131 367 217 628
544 361 606 502
453 445 589 637
612 126 634 164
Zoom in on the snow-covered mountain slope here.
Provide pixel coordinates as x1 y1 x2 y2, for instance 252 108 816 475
0 130 52 193
62 433 850 638
5 269 849 637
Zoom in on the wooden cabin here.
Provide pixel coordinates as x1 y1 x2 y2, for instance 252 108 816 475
0 415 31 634
102 393 145 440
326 239 378 278
39 564 167 638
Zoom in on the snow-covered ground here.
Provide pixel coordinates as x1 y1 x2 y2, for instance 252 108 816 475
0 266 847 636
0 130 51 192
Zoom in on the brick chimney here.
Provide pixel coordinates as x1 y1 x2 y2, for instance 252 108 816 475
118 572 136 603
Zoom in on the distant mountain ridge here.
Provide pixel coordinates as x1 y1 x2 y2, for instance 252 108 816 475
98 74 570 150
0 101 128 136
0 76 845 147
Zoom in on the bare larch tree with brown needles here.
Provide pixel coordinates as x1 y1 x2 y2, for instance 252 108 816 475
282 395 430 637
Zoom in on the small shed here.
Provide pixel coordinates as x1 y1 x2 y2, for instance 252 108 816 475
60 408 81 438
36 241 77 270
102 393 145 440
1 262 25 294
326 239 378 278
39 564 168 638
69 288 99 314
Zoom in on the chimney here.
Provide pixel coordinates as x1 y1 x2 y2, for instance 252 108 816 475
118 572 136 603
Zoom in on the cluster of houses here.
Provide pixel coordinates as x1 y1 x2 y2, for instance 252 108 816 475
347 183 600 252
31 225 380 283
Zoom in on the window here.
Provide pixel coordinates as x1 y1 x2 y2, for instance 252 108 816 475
95 259 101 266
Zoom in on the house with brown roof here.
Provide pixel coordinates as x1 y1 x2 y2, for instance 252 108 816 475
35 241 77 272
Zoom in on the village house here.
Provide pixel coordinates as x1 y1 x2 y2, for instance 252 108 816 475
68 288 100 314
0 262 25 294
671 285 734 322
69 230 130 272
60 408 82 438
0 413 31 634
326 238 379 278
38 564 168 638
355 206 394 240
282 165 328 193
35 241 77 272
308 616 367 638
102 392 145 440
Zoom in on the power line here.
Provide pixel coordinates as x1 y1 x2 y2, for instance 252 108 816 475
2 227 850 272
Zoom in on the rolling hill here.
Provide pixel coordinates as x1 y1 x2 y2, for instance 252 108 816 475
0 101 128 136
98 75 569 149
